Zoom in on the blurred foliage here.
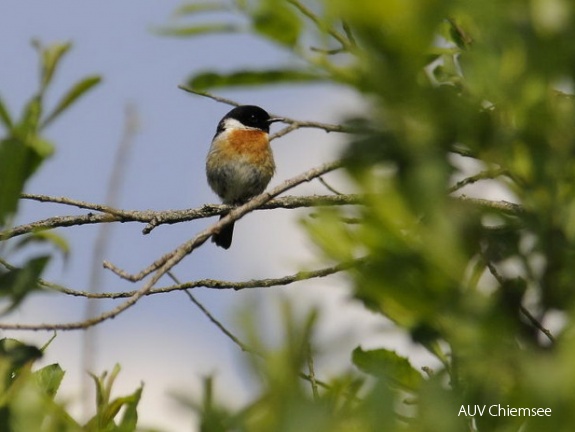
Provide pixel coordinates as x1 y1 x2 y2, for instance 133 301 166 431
0 338 144 432
167 0 575 431
0 41 100 313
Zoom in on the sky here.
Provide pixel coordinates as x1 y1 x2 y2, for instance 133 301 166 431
0 2 433 431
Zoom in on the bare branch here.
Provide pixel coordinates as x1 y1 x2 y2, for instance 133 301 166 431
3 193 525 241
448 168 508 193
2 194 361 240
287 0 352 51
0 236 189 331
43 261 351 299
0 161 344 331
167 271 256 353
105 160 344 282
317 176 343 195
20 193 124 213
310 46 347 55
177 85 240 107
177 85 355 135
484 260 555 343
455 195 524 215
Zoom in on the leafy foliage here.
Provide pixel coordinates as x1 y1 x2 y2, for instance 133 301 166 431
0 339 142 432
187 69 323 90
0 42 100 313
352 347 423 392
167 0 575 431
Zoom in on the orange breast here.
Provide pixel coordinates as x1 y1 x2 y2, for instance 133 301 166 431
219 129 274 167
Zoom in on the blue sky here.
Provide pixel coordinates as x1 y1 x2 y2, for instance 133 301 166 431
0 2 423 431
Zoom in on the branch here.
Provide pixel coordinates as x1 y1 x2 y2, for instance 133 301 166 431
165 270 255 353
177 85 356 135
286 0 353 51
448 168 508 193
484 260 554 343
270 120 353 139
43 261 352 299
169 271 335 392
0 279 155 331
0 237 190 331
1 194 361 240
177 86 240 107
0 161 344 331
104 160 344 281
317 176 343 195
455 195 524 215
4 192 525 241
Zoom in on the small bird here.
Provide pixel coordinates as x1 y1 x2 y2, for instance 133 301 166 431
206 105 284 249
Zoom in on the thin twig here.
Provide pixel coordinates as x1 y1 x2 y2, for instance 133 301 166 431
0 267 164 330
310 46 346 55
177 86 240 107
455 195 524 215
341 21 356 47
20 193 124 214
167 270 336 392
270 120 354 138
168 271 256 353
318 176 343 195
0 260 351 331
484 261 554 343
448 168 508 193
177 85 356 135
287 0 352 51
519 305 555 343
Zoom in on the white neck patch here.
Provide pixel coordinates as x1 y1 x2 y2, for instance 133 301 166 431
222 117 258 131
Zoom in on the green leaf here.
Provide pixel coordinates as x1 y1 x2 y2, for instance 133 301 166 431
85 365 143 432
253 0 302 47
0 138 44 225
172 2 229 17
447 18 473 50
0 94 13 130
33 364 65 398
18 94 43 136
352 347 423 392
117 386 143 432
14 231 70 260
188 68 322 90
156 23 239 37
42 75 102 128
0 338 43 369
0 255 50 314
27 136 54 159
32 40 72 91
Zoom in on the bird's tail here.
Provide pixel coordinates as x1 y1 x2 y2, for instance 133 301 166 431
212 215 234 249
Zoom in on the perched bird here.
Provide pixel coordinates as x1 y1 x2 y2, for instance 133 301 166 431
206 105 284 249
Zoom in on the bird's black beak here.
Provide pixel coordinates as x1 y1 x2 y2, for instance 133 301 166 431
268 117 285 124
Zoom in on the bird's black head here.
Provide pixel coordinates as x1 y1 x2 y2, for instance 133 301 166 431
217 105 283 134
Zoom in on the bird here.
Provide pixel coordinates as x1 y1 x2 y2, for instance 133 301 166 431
206 105 284 249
